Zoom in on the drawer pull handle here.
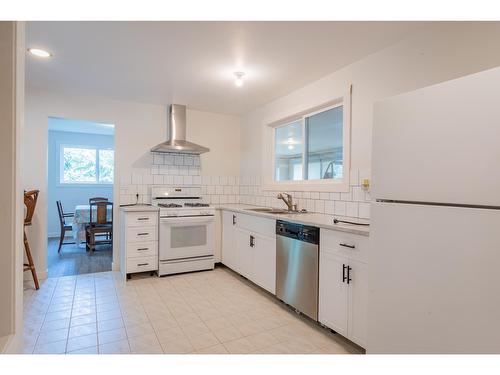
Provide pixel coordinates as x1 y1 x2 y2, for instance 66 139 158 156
339 243 355 249
137 263 149 266
137 248 149 251
138 232 149 236
137 217 149 221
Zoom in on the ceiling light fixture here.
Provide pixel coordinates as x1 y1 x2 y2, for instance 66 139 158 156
234 72 245 87
28 48 52 58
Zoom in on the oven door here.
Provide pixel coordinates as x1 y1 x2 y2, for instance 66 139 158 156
159 215 215 261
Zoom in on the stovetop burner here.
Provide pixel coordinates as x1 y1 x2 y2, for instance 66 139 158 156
184 202 210 208
158 203 183 208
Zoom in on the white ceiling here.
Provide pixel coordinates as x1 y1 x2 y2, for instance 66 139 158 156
26 21 424 115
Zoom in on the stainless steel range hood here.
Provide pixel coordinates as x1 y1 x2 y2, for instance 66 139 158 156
151 104 209 154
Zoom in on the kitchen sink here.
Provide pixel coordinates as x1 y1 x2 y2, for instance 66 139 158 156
245 207 290 214
245 207 307 215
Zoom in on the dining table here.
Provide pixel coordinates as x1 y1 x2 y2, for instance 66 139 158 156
72 204 113 246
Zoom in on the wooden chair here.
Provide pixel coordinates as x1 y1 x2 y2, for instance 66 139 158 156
85 201 113 252
56 200 75 253
24 190 40 290
89 197 108 205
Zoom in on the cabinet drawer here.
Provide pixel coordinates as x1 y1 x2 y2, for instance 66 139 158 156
126 211 158 227
237 213 275 238
126 226 158 243
127 256 158 273
126 241 157 258
320 229 368 263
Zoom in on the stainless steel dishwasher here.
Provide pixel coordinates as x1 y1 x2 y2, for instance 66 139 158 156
276 220 319 320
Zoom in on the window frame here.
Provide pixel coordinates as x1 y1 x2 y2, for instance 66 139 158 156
59 143 115 186
263 92 351 192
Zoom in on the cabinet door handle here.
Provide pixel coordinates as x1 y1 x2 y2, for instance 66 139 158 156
249 235 255 248
342 264 347 283
339 243 355 249
137 263 149 266
347 266 352 284
232 214 236 225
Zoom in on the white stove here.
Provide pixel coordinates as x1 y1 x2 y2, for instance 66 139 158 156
151 187 215 276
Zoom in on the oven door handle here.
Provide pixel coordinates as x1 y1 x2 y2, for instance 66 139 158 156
160 215 214 224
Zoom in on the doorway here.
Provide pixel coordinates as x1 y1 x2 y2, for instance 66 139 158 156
46 117 115 277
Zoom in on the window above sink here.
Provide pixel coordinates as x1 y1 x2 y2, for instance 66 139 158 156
262 88 351 192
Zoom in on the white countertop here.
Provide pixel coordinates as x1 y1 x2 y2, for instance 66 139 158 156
119 204 159 212
217 204 370 236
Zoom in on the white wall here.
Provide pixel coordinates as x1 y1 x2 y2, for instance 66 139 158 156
47 130 114 237
23 91 241 278
240 22 500 183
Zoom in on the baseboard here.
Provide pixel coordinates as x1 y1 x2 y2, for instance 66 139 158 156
23 268 48 282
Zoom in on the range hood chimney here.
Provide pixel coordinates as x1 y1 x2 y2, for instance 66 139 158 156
151 104 209 154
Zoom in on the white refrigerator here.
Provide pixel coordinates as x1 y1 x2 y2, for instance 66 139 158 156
368 67 500 353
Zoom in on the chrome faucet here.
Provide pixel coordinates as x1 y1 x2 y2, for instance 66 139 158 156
277 192 297 212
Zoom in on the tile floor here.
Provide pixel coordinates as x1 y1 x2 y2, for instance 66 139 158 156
22 266 363 354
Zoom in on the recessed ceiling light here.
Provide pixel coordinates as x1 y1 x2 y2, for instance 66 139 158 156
28 48 52 58
234 72 245 87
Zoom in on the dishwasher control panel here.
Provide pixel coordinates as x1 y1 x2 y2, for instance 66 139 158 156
276 220 319 244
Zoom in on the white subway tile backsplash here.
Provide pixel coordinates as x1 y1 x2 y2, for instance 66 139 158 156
334 201 346 216
153 175 163 185
314 200 325 214
164 154 174 165
153 153 164 165
325 200 335 215
346 202 359 218
359 202 370 219
184 156 194 166
352 186 365 202
174 155 184 165
121 157 370 220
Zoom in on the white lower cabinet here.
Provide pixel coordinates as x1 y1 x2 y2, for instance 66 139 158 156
221 210 276 294
120 209 159 279
319 229 368 348
222 211 238 271
347 259 368 347
252 232 276 294
319 252 349 337
235 228 253 279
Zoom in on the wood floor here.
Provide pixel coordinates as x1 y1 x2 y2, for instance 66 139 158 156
47 237 112 278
